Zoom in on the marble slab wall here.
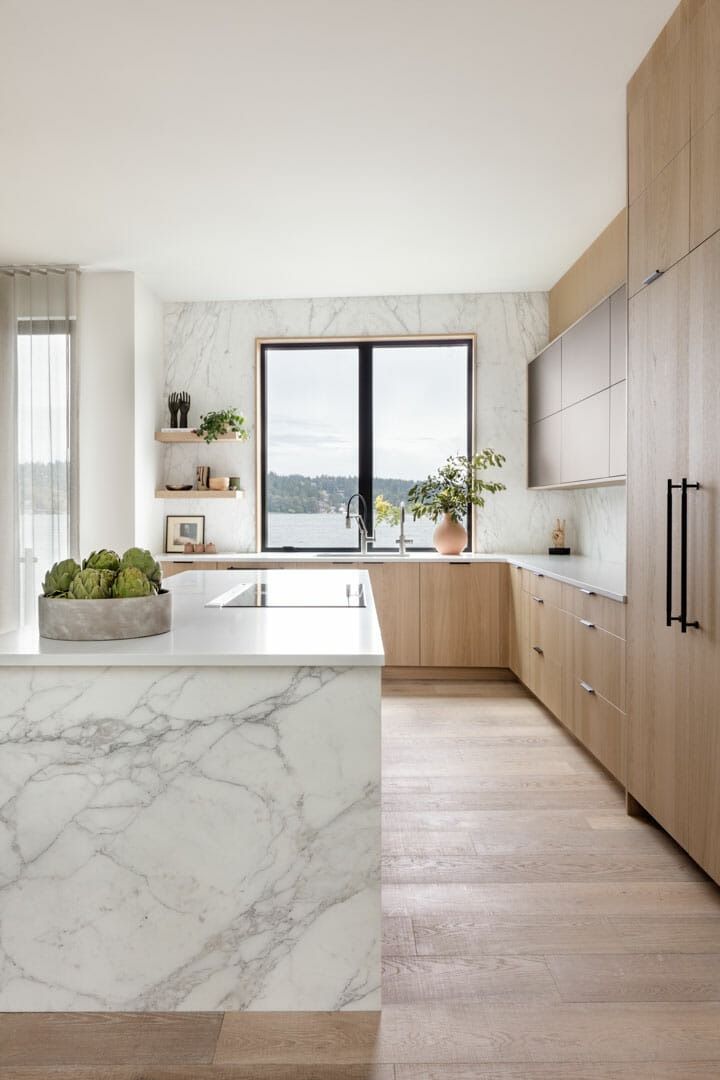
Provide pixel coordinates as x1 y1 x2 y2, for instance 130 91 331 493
161 292 625 561
0 664 381 1011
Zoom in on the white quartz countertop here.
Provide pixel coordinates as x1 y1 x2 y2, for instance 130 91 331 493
158 551 627 602
0 570 385 667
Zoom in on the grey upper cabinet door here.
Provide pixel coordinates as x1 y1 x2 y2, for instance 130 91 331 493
561 389 610 483
610 285 627 384
609 380 627 476
529 413 562 487
561 298 611 408
528 339 561 422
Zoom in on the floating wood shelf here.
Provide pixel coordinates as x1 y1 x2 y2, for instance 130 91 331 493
155 489 245 500
155 430 244 443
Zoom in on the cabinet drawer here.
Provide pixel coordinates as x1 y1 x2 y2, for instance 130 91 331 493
629 144 690 298
571 678 626 783
162 560 217 576
528 646 563 719
529 413 562 487
561 389 610 483
525 570 563 607
561 584 626 638
571 617 626 710
690 108 720 250
528 595 563 663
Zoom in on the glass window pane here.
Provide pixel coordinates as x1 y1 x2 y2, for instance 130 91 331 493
372 343 469 548
265 347 359 549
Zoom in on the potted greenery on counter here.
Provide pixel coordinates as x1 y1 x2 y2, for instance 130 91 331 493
408 450 506 555
194 408 249 444
39 547 171 641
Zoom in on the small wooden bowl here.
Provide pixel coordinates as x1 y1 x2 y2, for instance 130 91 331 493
208 477 230 491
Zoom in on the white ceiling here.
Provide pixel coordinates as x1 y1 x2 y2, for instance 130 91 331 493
0 0 677 302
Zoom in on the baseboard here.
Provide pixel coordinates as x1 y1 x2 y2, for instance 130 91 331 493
383 666 516 681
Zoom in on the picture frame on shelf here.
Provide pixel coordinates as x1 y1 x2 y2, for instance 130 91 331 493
165 514 205 553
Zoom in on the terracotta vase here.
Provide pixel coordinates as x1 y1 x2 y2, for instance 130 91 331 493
432 513 468 555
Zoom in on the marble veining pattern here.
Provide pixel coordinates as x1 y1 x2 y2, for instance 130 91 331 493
162 291 625 558
0 664 381 1010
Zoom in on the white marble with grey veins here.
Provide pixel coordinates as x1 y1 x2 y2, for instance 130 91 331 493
161 290 625 561
0 664 381 1010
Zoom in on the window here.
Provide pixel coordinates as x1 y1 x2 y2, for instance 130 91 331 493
259 338 473 551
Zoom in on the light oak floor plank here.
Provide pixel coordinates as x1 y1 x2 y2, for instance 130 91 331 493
382 851 706 884
548 952 720 1002
381 955 559 1004
394 1065 720 1079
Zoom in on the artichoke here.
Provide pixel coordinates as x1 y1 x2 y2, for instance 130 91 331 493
83 549 121 573
113 566 153 598
68 568 115 600
120 548 162 590
42 559 81 597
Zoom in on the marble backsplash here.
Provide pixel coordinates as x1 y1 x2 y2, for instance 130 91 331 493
161 291 625 564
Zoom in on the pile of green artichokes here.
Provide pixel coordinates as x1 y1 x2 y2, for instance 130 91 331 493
42 548 163 599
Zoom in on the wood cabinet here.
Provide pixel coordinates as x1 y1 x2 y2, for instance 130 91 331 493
561 390 610 483
508 564 529 682
528 340 561 421
561 298 610 409
628 144 691 298
569 678 626 785
161 560 218 576
610 285 627 384
419 563 507 667
690 0 720 134
686 229 720 882
609 382 627 478
627 257 692 853
528 414 561 487
357 561 420 666
690 107 720 249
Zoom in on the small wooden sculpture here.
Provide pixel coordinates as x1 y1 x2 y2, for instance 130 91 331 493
552 518 566 547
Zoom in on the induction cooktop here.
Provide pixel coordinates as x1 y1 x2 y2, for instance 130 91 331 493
206 581 366 609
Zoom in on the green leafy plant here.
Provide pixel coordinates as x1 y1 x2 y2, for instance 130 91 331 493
83 549 121 572
113 566 154 598
374 494 401 527
42 558 81 597
68 568 115 600
120 547 162 590
408 450 506 523
194 408 249 444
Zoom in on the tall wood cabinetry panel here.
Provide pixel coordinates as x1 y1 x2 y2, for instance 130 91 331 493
358 561 420 666
626 259 692 853
628 145 690 297
686 230 720 882
507 564 529 682
419 563 507 667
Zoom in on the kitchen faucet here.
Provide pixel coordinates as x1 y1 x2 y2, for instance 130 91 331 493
396 501 414 557
345 492 375 554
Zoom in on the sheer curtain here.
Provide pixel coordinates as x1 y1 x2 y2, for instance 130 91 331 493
0 268 78 629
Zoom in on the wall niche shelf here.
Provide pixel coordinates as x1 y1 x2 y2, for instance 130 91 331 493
155 430 245 444
155 489 245 500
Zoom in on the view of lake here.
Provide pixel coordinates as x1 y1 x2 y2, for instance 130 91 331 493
266 511 437 550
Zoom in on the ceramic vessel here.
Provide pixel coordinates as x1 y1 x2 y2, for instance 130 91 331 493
208 476 230 491
38 591 172 641
433 513 468 555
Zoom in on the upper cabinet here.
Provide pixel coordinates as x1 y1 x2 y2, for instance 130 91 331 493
527 285 626 489
528 340 561 422
690 0 720 134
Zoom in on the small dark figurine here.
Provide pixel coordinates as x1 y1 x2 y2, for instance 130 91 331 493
168 391 191 428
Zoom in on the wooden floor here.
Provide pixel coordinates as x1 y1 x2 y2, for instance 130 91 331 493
3 680 720 1078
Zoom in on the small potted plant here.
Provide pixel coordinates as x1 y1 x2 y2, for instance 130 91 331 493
408 450 506 555
194 408 250 444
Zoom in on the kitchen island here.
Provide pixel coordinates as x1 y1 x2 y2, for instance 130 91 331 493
0 569 383 1011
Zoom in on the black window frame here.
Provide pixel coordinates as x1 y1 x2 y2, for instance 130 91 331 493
259 336 474 553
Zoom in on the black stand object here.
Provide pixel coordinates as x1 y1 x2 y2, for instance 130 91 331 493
548 547 571 556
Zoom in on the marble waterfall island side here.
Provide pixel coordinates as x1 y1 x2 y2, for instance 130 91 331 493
0 569 383 1011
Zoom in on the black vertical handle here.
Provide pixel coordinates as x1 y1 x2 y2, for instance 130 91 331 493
666 478 673 627
680 478 700 632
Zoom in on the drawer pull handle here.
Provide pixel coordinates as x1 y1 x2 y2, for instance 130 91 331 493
579 588 596 596
532 645 544 655
535 572 545 578
643 268 665 286
580 681 596 695
579 619 596 629
532 595 544 604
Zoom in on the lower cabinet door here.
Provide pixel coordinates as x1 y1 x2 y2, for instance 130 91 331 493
572 678 626 784
360 562 420 666
420 563 507 667
528 646 563 719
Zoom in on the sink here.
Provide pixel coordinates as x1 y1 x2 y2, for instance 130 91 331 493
310 552 409 560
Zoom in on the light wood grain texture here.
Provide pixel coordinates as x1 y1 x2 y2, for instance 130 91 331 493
524 569 563 607
0 1014 222 1067
526 647 563 720
549 952 720 1002
360 562 420 666
161 560 218 575
5 1070 394 1080
383 916 417 957
155 489 243 499
395 1064 720 1079
687 229 720 883
382 851 704 884
569 617 626 711
381 954 558 1004
627 0 690 113
628 143 691 297
628 29 690 203
155 431 245 443
383 667 515 682
627 258 692 851
569 677 626 783
418 563 507 667
548 213 627 341
507 564 529 682
690 0 720 132
560 584 626 638
528 594 563 664
690 107 720 249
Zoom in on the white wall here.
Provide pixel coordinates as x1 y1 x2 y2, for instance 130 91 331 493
160 290 626 560
78 272 164 556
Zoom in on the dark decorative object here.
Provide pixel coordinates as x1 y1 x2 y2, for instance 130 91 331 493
195 465 210 489
168 391 190 428
165 515 205 554
548 518 571 555
549 547 571 556
165 484 193 491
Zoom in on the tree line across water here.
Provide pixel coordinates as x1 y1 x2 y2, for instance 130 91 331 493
267 472 414 513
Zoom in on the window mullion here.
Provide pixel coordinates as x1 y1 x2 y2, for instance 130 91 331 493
358 344 373 545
